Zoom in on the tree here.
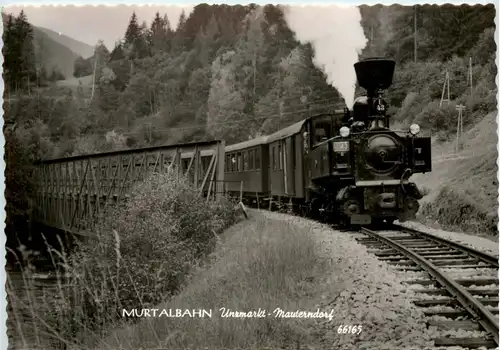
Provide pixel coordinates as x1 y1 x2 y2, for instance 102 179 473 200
74 56 93 77
150 11 169 54
14 10 37 91
109 42 125 62
2 11 37 91
123 12 149 59
124 12 141 47
171 10 188 53
2 14 16 91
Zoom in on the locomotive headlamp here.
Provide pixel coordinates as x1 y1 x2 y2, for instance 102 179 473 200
340 126 350 138
409 124 420 135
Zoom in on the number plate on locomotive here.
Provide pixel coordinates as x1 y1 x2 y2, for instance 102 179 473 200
334 141 349 152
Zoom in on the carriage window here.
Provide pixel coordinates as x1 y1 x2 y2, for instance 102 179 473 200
278 145 282 170
249 150 254 170
273 146 277 170
231 154 236 172
237 152 242 172
226 155 230 172
243 151 249 171
255 150 261 170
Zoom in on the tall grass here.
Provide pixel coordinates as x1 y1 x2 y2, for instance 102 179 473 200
97 214 331 350
7 168 240 349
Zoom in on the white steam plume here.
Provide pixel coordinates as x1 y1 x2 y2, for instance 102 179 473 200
283 4 367 107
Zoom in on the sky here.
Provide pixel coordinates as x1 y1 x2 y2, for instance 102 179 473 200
3 5 194 49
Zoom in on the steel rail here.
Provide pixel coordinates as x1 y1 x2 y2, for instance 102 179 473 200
361 227 499 346
391 224 499 268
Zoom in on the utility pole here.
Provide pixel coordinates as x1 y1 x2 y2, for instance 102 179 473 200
89 43 99 106
440 71 450 107
455 104 465 152
414 5 418 63
468 56 473 95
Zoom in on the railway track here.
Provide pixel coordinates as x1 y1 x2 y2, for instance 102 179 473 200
352 224 499 349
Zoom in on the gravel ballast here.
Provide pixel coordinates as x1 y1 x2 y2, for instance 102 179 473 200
256 210 436 350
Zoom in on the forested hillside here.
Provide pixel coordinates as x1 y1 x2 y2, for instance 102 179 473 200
37 26 94 58
2 11 94 79
359 4 496 137
3 4 497 249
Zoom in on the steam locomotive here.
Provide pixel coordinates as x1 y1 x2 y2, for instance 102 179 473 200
224 57 432 227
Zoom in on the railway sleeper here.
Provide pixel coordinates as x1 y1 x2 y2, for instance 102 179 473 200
373 249 455 256
368 247 454 255
411 245 450 251
379 253 469 261
413 250 463 256
394 241 436 246
425 253 470 260
431 258 480 266
393 266 424 271
407 288 499 297
423 308 499 317
403 277 499 286
433 264 495 270
427 319 481 330
387 260 416 266
389 239 432 244
413 297 499 307
399 244 444 249
433 336 498 349
369 236 417 241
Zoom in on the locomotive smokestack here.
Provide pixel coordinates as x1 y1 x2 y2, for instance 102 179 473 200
354 57 395 99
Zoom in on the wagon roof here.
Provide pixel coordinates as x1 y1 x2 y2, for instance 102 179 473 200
225 135 270 152
266 118 308 143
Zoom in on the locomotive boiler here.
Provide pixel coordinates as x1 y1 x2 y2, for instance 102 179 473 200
304 57 432 226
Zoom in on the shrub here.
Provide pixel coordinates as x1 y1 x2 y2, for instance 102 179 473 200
394 91 431 124
420 186 497 236
414 100 458 132
27 169 240 346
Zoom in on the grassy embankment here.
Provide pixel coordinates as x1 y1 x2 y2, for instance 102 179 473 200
95 211 333 350
413 112 498 239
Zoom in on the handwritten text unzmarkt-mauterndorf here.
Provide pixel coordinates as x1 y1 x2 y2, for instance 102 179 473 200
122 308 335 321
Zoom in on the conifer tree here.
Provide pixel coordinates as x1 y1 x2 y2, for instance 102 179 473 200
109 42 125 62
2 14 16 91
124 12 140 47
150 11 169 54
14 10 37 91
172 10 188 53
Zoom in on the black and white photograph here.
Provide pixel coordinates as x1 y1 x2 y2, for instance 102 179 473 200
2 2 498 349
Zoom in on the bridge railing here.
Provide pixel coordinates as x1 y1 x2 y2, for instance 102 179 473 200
33 140 225 235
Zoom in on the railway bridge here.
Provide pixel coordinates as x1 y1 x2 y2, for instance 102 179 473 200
33 140 226 236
